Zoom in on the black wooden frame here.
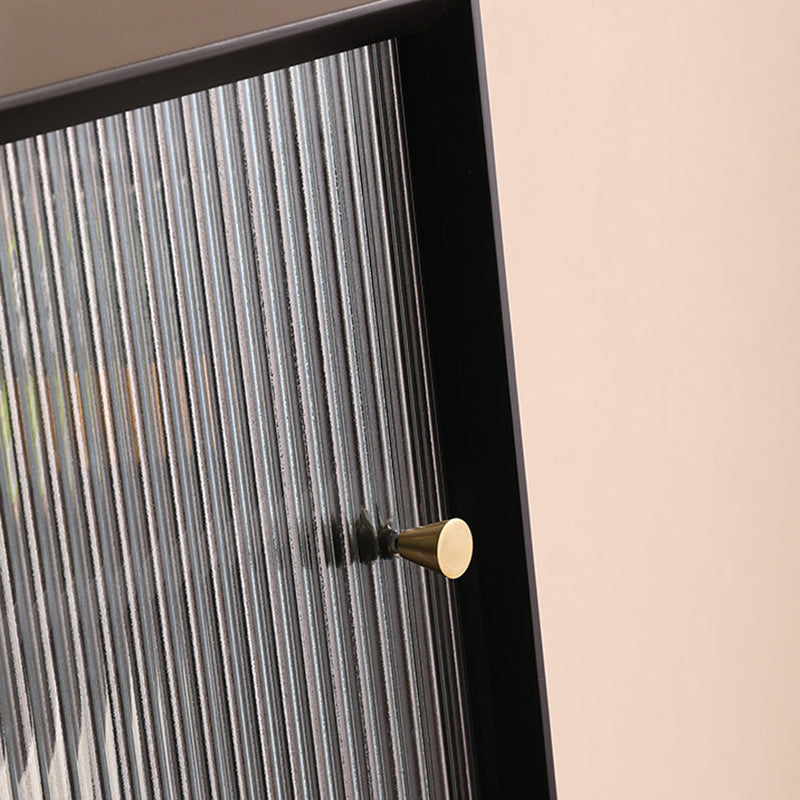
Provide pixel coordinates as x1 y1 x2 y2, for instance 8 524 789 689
0 1 556 795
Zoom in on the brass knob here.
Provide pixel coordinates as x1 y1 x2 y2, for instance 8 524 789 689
395 518 473 579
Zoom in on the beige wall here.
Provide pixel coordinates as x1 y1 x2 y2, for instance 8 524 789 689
0 0 374 96
479 1 800 798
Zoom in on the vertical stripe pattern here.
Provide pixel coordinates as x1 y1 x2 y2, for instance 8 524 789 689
0 42 474 798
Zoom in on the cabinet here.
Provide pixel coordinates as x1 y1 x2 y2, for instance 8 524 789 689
0 1 553 796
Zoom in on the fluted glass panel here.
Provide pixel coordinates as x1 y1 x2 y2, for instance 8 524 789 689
0 41 474 798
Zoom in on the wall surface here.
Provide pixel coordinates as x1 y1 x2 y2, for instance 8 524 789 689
478 1 800 798
0 0 374 96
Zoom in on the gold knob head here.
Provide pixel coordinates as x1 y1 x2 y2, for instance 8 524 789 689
396 518 473 579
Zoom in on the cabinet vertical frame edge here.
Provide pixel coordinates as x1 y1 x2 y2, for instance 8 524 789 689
396 1 556 795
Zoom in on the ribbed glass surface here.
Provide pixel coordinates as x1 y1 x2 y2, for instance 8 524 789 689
0 42 474 799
